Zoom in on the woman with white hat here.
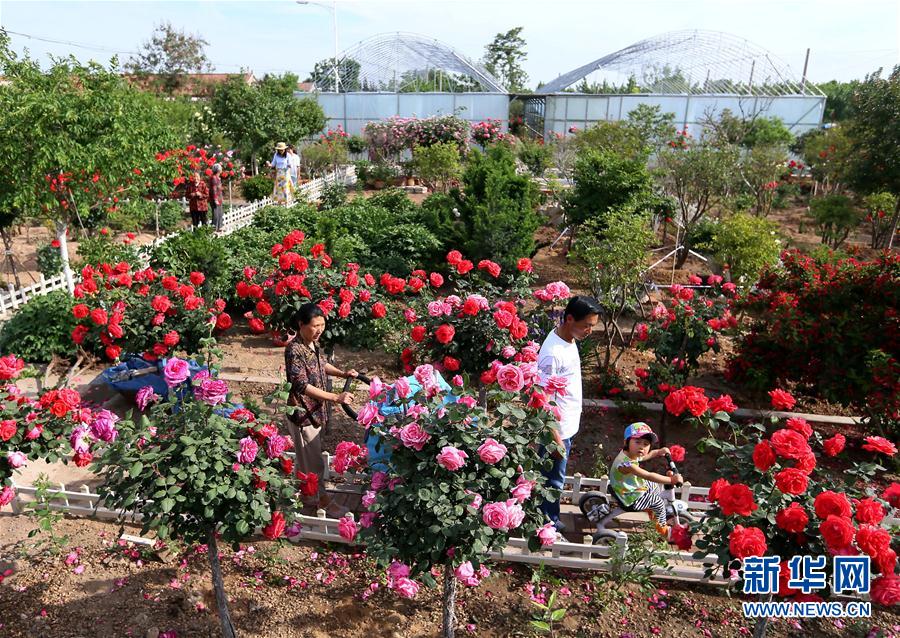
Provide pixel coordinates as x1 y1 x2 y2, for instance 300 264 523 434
270 141 294 205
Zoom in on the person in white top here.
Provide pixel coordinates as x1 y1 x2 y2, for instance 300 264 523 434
537 295 601 532
287 144 301 187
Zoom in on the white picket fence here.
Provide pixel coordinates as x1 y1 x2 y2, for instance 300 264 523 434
0 166 357 320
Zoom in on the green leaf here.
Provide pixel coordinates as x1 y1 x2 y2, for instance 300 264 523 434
160 498 175 513
530 621 551 632
550 609 566 621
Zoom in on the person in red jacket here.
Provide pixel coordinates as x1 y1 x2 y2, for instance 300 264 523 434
185 170 209 228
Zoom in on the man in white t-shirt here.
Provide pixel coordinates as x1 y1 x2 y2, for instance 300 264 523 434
537 295 601 532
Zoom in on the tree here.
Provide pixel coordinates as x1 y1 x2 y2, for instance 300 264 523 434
694 213 781 285
483 27 529 91
566 149 653 229
815 79 860 122
572 121 648 162
808 195 861 249
0 33 180 293
800 126 853 194
211 73 326 173
125 22 211 94
412 142 462 193
845 65 900 248
738 144 789 217
626 104 677 154
656 144 739 267
306 56 361 92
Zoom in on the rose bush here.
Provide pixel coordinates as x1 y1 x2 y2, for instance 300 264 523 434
94 343 301 636
70 262 230 362
357 358 563 635
691 389 899 605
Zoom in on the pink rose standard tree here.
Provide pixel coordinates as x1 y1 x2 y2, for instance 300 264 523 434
93 341 301 638
691 388 899 627
358 360 562 638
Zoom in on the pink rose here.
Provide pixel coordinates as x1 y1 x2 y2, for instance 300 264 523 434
477 438 508 464
195 378 229 406
482 501 510 531
387 561 410 581
69 426 93 454
370 471 389 491
399 422 431 451
414 364 436 391
368 376 384 400
265 435 290 459
501 345 516 359
436 446 468 471
392 577 420 598
458 395 477 409
545 375 568 396
136 386 160 411
455 561 475 582
511 476 535 504
338 516 358 542
393 377 411 399
0 484 15 506
163 358 191 387
452 375 464 387
496 364 525 392
236 437 258 464
362 490 377 508
359 512 377 528
356 402 383 427
537 522 557 546
90 409 119 443
7 451 26 469
465 490 483 510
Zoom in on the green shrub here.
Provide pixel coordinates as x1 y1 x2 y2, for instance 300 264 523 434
240 175 274 202
773 183 802 209
108 198 154 232
808 195 861 249
319 181 347 210
155 200 185 232
420 192 462 248
149 226 230 301
353 160 372 185
36 242 63 277
75 235 140 268
516 138 552 177
0 291 77 363
695 213 782 285
251 203 319 235
567 149 653 228
411 141 462 193
454 145 540 270
368 187 418 219
347 135 367 154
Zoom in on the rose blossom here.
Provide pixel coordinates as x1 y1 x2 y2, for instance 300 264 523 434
338 516 358 542
163 358 191 387
496 364 525 392
0 485 15 506
482 499 524 532
195 378 229 406
90 409 119 443
393 377 411 399
387 561 410 581
436 446 468 471
477 438 508 464
536 522 557 546
510 476 535 503
7 451 27 469
135 386 160 411
392 577 419 598
398 422 431 451
236 437 258 464
356 402 383 427
361 490 377 509
266 435 290 459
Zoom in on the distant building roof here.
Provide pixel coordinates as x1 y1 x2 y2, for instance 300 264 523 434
296 81 317 92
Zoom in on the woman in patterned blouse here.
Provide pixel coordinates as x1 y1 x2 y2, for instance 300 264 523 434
284 303 358 515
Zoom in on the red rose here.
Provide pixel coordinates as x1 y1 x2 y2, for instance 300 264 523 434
717 483 758 516
256 301 273 316
72 304 89 319
456 259 474 275
477 259 501 278
163 331 180 347
442 356 460 372
708 478 730 503
768 389 796 411
855 524 892 562
777 561 799 597
297 471 319 497
248 318 266 334
708 394 737 414
785 417 812 439
73 450 93 467
215 313 233 331
189 271 205 286
151 295 172 314
814 490 852 519
669 444 685 463
823 433 845 457
517 257 533 273
435 324 455 345
664 389 688 416
774 468 808 495
429 272 444 287
729 525 767 559
509 318 528 339
862 436 897 456
752 441 776 472
458 298 477 316
161 276 178 291
371 302 386 319
775 502 809 533
280 457 294 476
794 451 816 475
870 574 900 606
90 308 108 325
411 325 426 343
819 514 855 550
71 325 88 345
883 483 900 509
770 429 811 460
108 323 124 339
0 420 16 441
446 250 463 265
854 498 885 525
263 511 286 540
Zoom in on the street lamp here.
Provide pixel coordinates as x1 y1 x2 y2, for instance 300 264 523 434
297 0 340 92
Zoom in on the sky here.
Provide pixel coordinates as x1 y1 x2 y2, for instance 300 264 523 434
1 0 898 88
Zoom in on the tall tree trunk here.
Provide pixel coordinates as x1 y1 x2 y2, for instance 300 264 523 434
0 227 22 289
442 563 457 638
208 531 238 638
55 221 74 294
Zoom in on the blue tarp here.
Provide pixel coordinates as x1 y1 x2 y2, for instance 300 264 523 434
100 355 206 396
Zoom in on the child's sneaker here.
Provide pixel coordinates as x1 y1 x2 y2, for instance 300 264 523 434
655 522 670 538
